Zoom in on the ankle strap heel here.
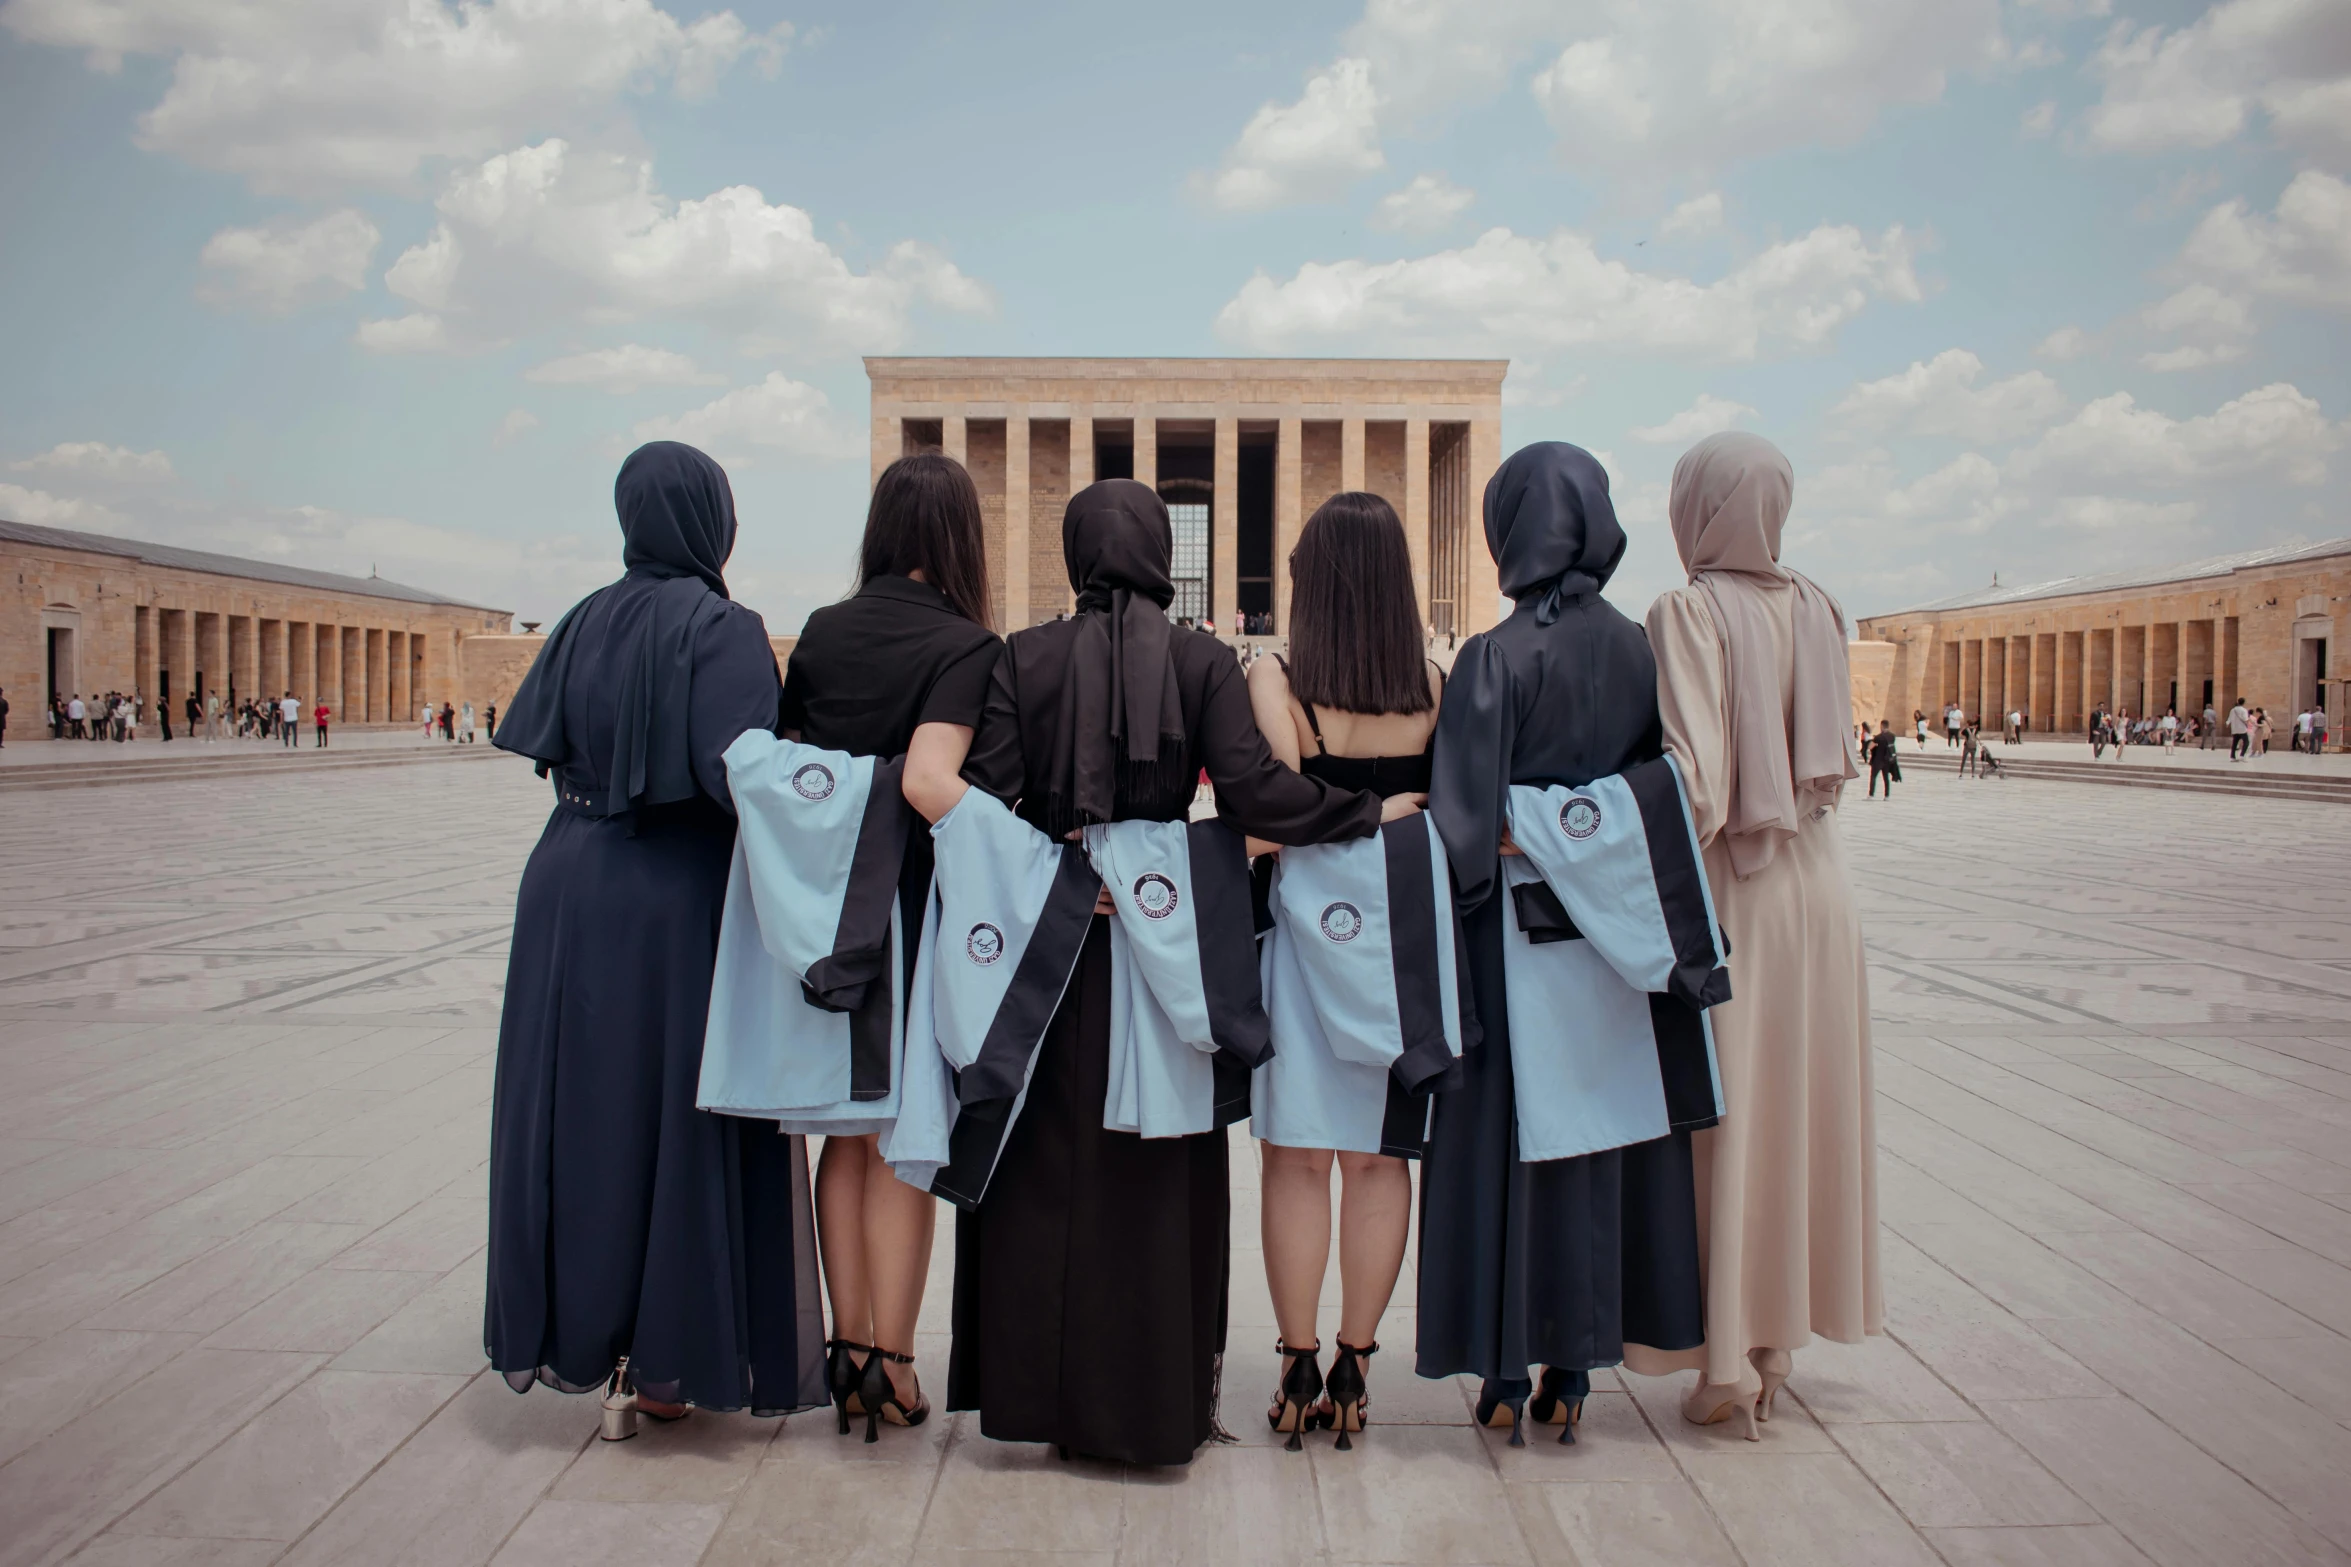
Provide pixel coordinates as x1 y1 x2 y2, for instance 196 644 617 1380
856 1347 929 1444
1268 1340 1324 1452
1324 1341 1377 1451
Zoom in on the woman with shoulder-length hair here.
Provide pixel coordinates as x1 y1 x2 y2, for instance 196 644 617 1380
1627 431 1879 1428
1420 441 1706 1443
952 478 1414 1466
1244 491 1441 1449
488 441 828 1434
780 452 1002 1437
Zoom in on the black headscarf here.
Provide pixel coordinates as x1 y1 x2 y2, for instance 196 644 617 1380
1034 479 1187 830
1484 441 1626 623
495 442 738 814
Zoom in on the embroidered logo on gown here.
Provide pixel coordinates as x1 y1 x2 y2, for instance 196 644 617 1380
966 922 1005 965
790 762 837 801
1131 873 1179 920
1318 901 1364 942
1559 796 1602 840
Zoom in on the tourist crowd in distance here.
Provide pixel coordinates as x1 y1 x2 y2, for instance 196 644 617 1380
481 434 1875 1465
18 688 499 749
1895 696 2332 765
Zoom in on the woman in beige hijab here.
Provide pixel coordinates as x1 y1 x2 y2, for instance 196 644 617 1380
1628 431 1880 1434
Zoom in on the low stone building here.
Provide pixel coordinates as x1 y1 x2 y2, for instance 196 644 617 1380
866 356 1509 636
3 518 510 735
1855 539 2348 738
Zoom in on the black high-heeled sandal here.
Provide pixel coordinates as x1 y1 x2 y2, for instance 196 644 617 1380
856 1347 930 1443
1323 1340 1378 1452
826 1339 873 1436
1526 1366 1588 1445
1474 1377 1530 1447
1267 1340 1324 1453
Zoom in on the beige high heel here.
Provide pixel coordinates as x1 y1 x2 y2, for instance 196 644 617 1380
600 1363 639 1442
1750 1348 1792 1422
1680 1369 1761 1441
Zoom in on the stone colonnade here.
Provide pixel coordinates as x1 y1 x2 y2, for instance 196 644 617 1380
865 359 1509 637
134 608 441 724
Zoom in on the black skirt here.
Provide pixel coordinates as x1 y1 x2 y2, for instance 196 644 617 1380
947 916 1229 1465
484 802 828 1414
1414 894 1704 1385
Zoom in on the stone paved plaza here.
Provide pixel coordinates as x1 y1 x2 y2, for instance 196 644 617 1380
1 753 2348 1567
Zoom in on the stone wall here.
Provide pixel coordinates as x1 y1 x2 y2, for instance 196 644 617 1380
1849 641 1895 733
459 634 801 727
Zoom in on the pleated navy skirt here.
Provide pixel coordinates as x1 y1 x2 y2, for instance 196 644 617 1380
486 801 828 1414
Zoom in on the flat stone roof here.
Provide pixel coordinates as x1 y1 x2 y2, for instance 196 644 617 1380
867 355 1509 383
0 516 508 614
1865 535 2351 619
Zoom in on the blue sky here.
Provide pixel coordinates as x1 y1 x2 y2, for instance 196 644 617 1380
1 0 2343 633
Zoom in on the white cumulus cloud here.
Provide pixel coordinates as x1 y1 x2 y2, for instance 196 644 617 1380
11 442 174 481
1830 349 2071 442
2177 170 2351 313
2035 325 2092 360
2082 0 2351 160
526 345 723 394
494 408 541 446
0 0 794 194
1205 58 1386 210
630 373 859 466
1370 173 1473 233
196 209 379 313
1631 394 1755 444
355 313 455 354
377 140 991 354
1658 193 1724 239
0 481 128 529
2009 382 2341 487
1214 222 1920 360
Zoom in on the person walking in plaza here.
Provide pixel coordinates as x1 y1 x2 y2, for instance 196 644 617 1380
2228 697 2251 760
488 440 827 1432
2088 704 2106 759
440 701 456 741
1944 702 1963 747
66 693 85 740
778 451 1002 1443
1423 441 1705 1444
486 702 499 742
281 692 300 747
1913 710 1930 750
313 699 330 747
2256 707 2273 755
460 700 476 743
2202 701 2219 749
1868 721 1900 796
2294 707 2313 753
951 478 1394 1466
2160 708 2178 753
184 691 200 742
1631 431 1879 1434
0 686 8 748
204 688 221 741
1246 491 1442 1451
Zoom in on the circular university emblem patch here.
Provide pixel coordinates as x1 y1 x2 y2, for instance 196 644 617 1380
1131 873 1180 920
790 762 837 801
965 922 1005 965
1318 901 1364 943
1559 795 1602 840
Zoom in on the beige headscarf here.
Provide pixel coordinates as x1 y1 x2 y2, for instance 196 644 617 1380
1668 432 1857 879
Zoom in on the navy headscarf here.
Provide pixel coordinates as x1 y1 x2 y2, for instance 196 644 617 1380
495 442 739 815
1484 442 1626 624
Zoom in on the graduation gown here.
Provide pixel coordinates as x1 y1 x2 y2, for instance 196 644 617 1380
1418 589 1707 1387
486 585 827 1414
950 621 1378 1464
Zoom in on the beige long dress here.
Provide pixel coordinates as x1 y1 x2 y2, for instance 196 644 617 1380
1624 586 1881 1387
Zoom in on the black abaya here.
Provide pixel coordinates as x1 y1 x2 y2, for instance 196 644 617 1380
1418 443 1705 1390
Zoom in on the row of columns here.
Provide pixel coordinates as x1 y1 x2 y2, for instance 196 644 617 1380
140 605 436 725
1940 614 2239 730
892 411 1499 635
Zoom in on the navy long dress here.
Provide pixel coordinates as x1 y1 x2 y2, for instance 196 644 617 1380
1418 445 1705 1397
486 581 827 1414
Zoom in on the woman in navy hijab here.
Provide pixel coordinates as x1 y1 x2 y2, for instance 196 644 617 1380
489 441 826 1434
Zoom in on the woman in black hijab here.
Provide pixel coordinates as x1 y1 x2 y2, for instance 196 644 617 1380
953 479 1402 1465
1418 442 1705 1441
489 441 825 1433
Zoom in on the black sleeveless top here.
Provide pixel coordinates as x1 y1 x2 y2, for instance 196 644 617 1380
1281 656 1436 800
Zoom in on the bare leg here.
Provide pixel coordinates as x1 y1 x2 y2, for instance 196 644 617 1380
1334 1151 1411 1349
1259 1142 1335 1406
815 1134 873 1349
861 1146 937 1404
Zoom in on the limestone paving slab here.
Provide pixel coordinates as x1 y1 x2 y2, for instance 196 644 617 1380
0 754 2345 1563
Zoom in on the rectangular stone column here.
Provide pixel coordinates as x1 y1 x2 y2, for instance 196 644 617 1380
2060 630 2083 729
870 413 897 489
1404 418 1431 631
1004 416 1030 634
231 614 257 704
944 415 968 469
1213 416 1238 632
1467 414 1503 632
1275 416 1302 631
343 626 364 722
134 605 156 712
2220 616 2240 705
1067 414 1092 617
388 631 409 725
369 628 389 723
206 611 230 705
169 608 194 708
1960 638 1981 719
1134 412 1157 492
290 622 313 709
1341 416 1366 493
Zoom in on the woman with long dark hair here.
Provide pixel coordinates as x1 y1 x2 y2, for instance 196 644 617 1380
1244 491 1440 1449
1420 442 1706 1442
780 452 1001 1437
952 478 1414 1465
488 441 827 1434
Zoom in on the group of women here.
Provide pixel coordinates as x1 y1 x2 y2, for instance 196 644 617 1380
484 429 1877 1464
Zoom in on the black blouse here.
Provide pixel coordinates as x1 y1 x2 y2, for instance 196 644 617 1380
963 620 1381 844
782 575 1001 758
